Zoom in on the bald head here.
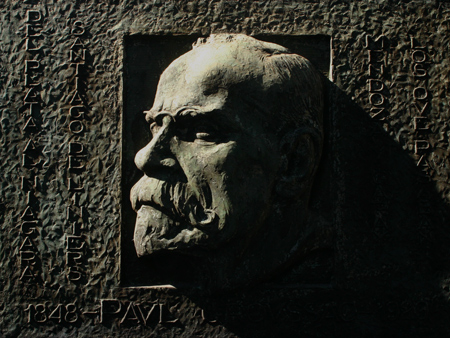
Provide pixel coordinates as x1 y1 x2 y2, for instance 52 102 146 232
151 34 324 139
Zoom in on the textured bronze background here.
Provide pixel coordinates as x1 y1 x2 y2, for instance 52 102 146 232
1 0 450 337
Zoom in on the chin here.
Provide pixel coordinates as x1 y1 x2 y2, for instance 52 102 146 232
133 205 210 256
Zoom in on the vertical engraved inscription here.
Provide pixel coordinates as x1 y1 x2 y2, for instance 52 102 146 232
19 8 44 286
365 35 389 120
410 37 432 168
65 20 89 284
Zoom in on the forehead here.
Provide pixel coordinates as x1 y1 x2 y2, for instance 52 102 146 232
149 44 266 117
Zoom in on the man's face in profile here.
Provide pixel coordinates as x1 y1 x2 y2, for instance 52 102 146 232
131 44 281 257
130 35 323 287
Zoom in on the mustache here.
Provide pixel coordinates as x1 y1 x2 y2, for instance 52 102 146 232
131 176 216 228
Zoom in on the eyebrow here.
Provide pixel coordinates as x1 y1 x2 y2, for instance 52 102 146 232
144 105 241 133
144 106 215 123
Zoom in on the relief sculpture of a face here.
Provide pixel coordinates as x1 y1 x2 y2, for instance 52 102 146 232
130 34 325 290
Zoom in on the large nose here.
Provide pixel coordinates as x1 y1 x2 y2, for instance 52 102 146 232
134 115 178 175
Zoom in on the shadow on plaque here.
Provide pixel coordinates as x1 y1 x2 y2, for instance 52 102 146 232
120 35 450 336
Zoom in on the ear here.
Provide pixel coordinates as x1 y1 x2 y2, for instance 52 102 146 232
275 128 322 199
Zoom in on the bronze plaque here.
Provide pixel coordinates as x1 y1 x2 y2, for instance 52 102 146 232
1 1 450 337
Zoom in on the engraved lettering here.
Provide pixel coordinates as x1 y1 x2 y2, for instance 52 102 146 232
25 74 40 87
120 302 141 324
365 35 387 50
24 102 40 116
19 237 35 251
21 3 45 289
22 154 42 168
66 235 85 250
64 18 90 287
412 50 427 63
21 221 38 236
20 251 37 265
100 299 122 323
26 10 42 23
23 139 38 153
368 79 385 92
21 206 36 220
24 87 40 103
23 116 38 132
414 101 429 116
413 87 428 100
70 38 85 49
414 117 429 131
21 175 38 191
69 120 85 134
413 63 427 77
20 266 35 280
136 303 159 326
416 155 428 167
74 77 81 91
414 140 430 154
67 205 85 221
69 105 86 119
369 93 385 106
70 63 84 77
25 304 79 324
25 38 41 52
26 24 42 37
69 91 83 105
71 21 85 36
159 304 164 324
69 155 86 170
48 304 62 323
68 177 84 192
69 142 85 155
24 304 33 322
26 191 35 206
33 304 47 323
370 107 386 119
368 50 386 65
66 251 82 266
64 303 78 323
410 37 426 49
25 60 40 73
70 49 86 63
71 193 80 207
72 222 85 236
159 303 179 324
198 309 218 324
368 63 385 77
25 60 40 86
67 266 82 281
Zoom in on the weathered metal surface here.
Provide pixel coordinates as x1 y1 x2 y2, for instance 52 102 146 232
1 1 450 337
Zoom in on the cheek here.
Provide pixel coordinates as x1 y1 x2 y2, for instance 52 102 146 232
224 138 280 185
215 141 280 209
176 141 236 177
175 140 280 219
175 142 235 206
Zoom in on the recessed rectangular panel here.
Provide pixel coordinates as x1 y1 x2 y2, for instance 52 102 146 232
121 35 331 287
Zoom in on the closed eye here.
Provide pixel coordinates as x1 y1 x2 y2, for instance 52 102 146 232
192 123 219 143
174 118 220 143
196 132 211 139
